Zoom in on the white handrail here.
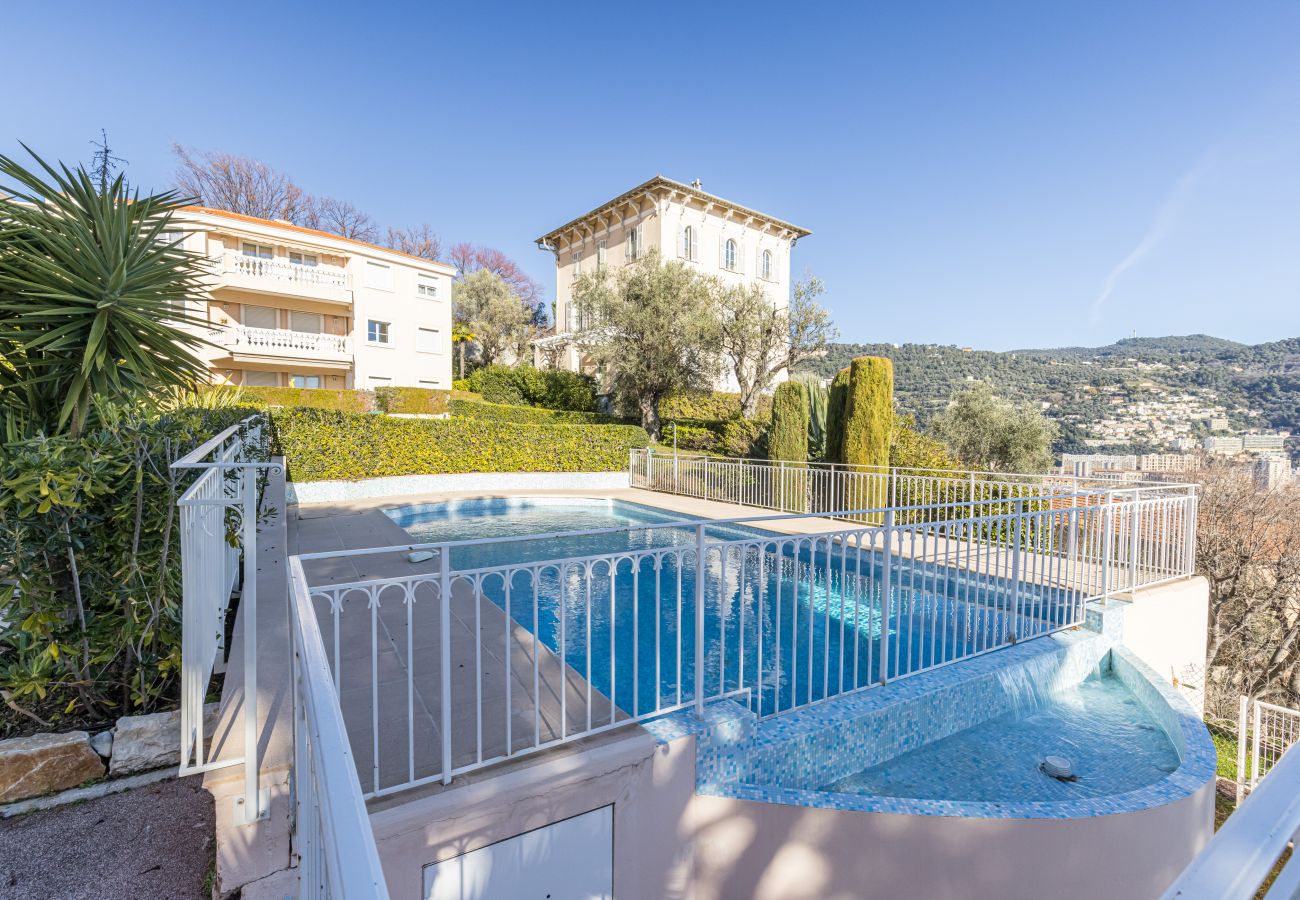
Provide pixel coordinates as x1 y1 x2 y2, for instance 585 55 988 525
221 325 352 356
222 251 350 291
1162 743 1300 899
289 558 391 899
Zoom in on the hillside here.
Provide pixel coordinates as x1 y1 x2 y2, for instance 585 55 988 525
797 335 1300 455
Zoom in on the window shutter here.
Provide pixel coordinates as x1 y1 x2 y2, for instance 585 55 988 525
737 241 746 276
636 224 644 259
679 226 686 259
718 237 726 268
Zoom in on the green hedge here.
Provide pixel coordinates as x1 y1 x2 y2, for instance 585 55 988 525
659 390 772 422
220 385 373 413
271 408 651 481
769 381 810 462
464 365 598 412
374 386 450 415
450 398 627 425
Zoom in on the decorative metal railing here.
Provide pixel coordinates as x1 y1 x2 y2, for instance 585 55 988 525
172 416 277 822
287 484 1195 803
221 251 350 292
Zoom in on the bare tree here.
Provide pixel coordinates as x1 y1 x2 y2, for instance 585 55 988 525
172 144 310 221
302 196 378 242
448 241 546 322
385 224 443 260
715 274 838 417
1197 463 1300 719
88 129 126 193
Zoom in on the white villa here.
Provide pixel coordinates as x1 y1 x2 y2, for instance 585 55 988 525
171 207 456 391
533 176 810 389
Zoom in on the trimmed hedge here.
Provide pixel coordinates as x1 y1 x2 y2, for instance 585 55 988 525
659 391 773 422
271 408 651 481
449 398 627 425
374 386 450 415
465 365 598 412
768 381 810 462
221 385 373 413
841 356 893 469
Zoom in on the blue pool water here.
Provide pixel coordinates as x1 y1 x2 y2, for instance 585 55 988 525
821 672 1180 801
384 498 1076 718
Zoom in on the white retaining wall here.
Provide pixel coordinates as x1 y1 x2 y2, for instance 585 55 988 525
287 471 630 504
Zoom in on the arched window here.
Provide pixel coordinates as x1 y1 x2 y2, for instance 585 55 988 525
761 249 773 280
724 239 737 271
682 226 694 261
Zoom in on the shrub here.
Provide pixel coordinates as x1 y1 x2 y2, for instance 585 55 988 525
271 408 650 481
0 406 266 735
374 386 450 416
841 356 893 470
768 381 810 462
220 385 373 413
452 379 472 392
661 423 720 454
449 398 626 425
720 418 765 458
824 367 852 463
891 414 957 471
659 391 773 422
465 364 598 412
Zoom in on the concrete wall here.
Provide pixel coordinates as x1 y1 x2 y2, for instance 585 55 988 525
1117 577 1210 713
287 470 631 504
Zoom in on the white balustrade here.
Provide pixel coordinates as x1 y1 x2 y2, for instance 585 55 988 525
222 251 350 292
223 325 352 357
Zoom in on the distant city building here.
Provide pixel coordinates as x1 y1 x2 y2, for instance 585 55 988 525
1061 453 1137 474
1203 436 1245 454
1254 455 1294 492
1172 437 1196 452
1242 434 1286 452
1138 454 1197 474
1208 417 1230 431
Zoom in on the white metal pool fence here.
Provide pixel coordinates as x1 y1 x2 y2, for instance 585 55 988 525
1236 696 1300 802
289 484 1197 802
171 415 276 823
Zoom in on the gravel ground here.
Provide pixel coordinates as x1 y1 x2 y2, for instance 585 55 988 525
0 777 214 900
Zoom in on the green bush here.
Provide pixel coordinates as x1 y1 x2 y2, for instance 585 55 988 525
452 378 471 392
769 381 811 462
374 386 450 415
659 391 772 422
465 365 598 412
271 408 650 481
221 385 373 413
449 398 626 425
842 356 893 470
661 422 720 453
720 418 765 458
824 367 851 463
1 406 266 735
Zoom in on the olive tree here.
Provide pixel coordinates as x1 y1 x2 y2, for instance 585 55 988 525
929 382 1057 473
451 269 533 367
715 275 837 418
571 250 720 438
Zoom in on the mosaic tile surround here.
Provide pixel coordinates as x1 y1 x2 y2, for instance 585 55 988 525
642 630 1215 820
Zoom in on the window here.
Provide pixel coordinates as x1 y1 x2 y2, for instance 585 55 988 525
367 320 390 344
417 327 443 354
416 274 439 298
625 225 641 261
681 226 695 261
158 229 185 246
288 250 318 267
290 374 321 389
572 252 582 279
288 311 322 333
724 239 737 272
761 249 773 281
367 375 392 388
418 379 439 388
242 242 273 259
365 261 394 291
242 305 278 330
243 370 279 387
596 239 607 270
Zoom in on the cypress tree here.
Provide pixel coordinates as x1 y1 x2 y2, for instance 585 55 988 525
824 366 852 463
842 356 894 469
768 380 810 462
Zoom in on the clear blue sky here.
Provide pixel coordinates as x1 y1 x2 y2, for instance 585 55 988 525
7 1 1299 350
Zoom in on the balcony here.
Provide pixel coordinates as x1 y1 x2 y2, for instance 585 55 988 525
217 251 352 304
214 325 353 367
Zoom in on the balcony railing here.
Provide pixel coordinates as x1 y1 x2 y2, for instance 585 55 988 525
220 325 352 358
221 251 351 293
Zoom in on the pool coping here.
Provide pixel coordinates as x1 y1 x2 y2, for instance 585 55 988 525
644 633 1216 820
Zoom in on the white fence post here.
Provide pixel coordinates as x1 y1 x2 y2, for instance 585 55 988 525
1101 493 1114 604
1237 695 1250 805
880 509 894 684
1009 498 1023 641
239 464 263 823
694 523 707 718
1129 489 1142 592
439 547 454 784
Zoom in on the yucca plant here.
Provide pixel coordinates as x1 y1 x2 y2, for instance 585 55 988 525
0 146 209 437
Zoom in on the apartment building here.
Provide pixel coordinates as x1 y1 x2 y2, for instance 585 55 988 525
1137 453 1198 473
171 207 455 391
533 176 810 389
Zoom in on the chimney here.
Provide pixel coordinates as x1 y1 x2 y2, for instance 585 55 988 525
691 179 702 190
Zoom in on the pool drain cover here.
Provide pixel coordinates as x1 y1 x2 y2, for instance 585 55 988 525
1040 755 1077 781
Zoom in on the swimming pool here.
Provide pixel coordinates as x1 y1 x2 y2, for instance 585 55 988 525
383 497 1079 719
